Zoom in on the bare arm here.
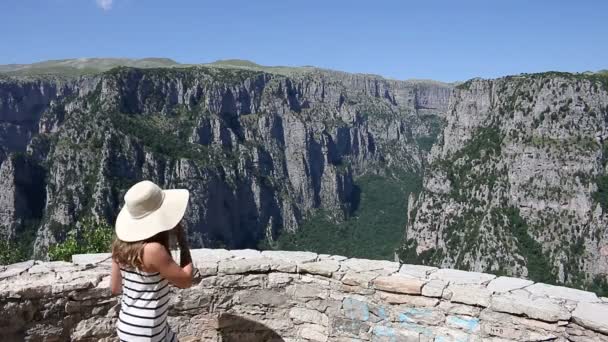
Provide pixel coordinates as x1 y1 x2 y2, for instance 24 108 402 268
110 259 122 295
143 242 193 289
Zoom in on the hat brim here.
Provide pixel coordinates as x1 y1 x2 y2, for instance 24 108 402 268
115 189 190 242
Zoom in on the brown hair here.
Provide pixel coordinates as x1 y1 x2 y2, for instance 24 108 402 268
112 229 173 270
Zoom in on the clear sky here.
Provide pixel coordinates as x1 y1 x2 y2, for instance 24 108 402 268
1 0 606 82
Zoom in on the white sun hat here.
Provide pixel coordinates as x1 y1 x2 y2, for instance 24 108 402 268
115 180 190 242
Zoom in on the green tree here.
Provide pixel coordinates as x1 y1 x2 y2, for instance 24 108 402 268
0 240 28 265
48 217 114 262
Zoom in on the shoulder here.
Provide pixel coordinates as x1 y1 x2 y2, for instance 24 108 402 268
142 242 171 265
143 241 167 254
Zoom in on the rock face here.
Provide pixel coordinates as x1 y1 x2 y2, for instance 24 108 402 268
1 249 608 341
0 67 451 257
401 73 608 289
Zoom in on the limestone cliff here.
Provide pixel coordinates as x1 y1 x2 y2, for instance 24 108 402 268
401 73 608 290
0 66 451 258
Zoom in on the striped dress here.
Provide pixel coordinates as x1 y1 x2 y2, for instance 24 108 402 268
117 267 177 342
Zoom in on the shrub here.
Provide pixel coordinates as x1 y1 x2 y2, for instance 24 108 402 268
48 217 114 262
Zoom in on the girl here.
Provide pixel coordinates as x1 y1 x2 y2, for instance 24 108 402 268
110 180 194 342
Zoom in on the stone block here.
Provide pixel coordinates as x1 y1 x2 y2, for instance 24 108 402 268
195 261 218 276
421 279 447 298
446 315 480 333
287 283 328 300
448 285 492 307
490 292 570 322
229 249 262 259
340 258 400 275
372 275 425 295
572 302 608 334
71 253 111 265
342 297 371 322
399 264 438 279
298 260 340 277
218 258 271 274
289 307 329 326
261 250 318 263
268 273 294 287
377 291 439 307
486 276 533 293
237 289 289 307
300 323 328 342
341 271 378 288
70 317 115 340
430 269 495 285
331 317 370 338
398 307 446 326
526 283 599 303
190 248 233 262
0 260 34 280
438 302 482 317
371 325 420 342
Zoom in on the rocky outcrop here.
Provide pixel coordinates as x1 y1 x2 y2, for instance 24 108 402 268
1 249 608 341
0 67 451 257
401 73 608 290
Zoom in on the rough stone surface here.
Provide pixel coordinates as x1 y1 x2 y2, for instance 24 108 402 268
490 292 571 322
430 269 496 285
421 279 447 298
372 275 425 295
486 276 534 293
448 285 492 307
0 249 605 341
71 253 112 265
298 260 340 277
572 302 608 334
526 282 599 303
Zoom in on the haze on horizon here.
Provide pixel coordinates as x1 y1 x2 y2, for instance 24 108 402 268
1 0 606 82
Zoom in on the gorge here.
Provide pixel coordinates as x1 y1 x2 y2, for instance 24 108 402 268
1 59 607 296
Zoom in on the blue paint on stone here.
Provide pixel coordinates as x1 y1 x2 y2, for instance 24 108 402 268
373 325 395 337
399 307 434 321
375 306 388 320
343 297 370 322
447 315 480 333
436 335 470 342
399 322 434 337
372 326 400 342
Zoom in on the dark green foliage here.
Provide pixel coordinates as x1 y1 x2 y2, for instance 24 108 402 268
397 238 445 266
273 172 422 260
416 137 437 152
455 79 476 90
439 126 502 201
0 240 31 265
48 217 114 262
111 113 209 162
593 174 608 211
589 275 608 297
416 114 445 152
503 207 556 284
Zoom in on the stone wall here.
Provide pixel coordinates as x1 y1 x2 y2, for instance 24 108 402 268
1 249 607 341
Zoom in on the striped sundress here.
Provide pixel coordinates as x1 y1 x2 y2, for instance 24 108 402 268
117 267 177 342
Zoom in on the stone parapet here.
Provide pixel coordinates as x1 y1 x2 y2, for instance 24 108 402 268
0 249 607 341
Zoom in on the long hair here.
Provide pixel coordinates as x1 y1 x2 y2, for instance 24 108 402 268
112 229 174 270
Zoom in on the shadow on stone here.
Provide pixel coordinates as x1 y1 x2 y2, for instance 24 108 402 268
218 313 284 342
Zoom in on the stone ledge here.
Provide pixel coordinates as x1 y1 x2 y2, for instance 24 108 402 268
0 249 605 341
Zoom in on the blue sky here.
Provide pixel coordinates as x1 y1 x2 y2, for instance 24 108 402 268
1 0 606 82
